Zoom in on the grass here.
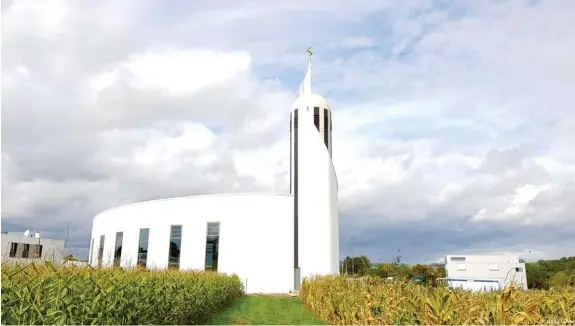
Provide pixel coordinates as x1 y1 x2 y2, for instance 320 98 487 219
208 295 324 325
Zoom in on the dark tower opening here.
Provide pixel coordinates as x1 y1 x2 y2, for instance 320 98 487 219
293 108 300 291
314 107 320 131
330 112 333 154
323 108 329 150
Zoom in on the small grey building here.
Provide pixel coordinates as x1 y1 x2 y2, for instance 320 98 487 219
1 232 65 265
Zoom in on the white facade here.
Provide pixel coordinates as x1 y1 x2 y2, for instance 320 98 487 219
1 232 65 264
89 50 340 294
444 254 528 291
291 95 339 282
90 194 294 294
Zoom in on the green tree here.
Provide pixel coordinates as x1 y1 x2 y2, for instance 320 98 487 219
526 262 548 289
353 256 371 276
550 271 570 288
525 256 575 289
343 256 371 276
380 263 394 278
433 266 446 278
412 264 430 277
390 263 413 280
367 264 382 277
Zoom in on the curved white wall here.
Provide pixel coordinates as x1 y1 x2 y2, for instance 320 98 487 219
296 106 340 279
90 88 341 294
90 193 294 294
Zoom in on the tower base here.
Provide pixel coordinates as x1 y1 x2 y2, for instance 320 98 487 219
293 267 301 292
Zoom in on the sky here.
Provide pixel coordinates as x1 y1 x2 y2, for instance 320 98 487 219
2 0 575 264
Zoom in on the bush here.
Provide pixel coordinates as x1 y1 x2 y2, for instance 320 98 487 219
1 261 244 325
550 271 571 288
300 275 575 325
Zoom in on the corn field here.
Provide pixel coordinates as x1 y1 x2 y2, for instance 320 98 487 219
300 275 575 325
1 261 244 325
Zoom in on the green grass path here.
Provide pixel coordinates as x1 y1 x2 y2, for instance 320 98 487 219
207 295 324 325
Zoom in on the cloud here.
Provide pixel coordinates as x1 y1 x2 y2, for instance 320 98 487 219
2 0 575 263
336 37 375 49
91 48 252 95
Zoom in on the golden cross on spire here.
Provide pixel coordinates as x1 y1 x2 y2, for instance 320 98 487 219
306 47 313 57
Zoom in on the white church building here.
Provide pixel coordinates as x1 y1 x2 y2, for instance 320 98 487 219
89 49 340 294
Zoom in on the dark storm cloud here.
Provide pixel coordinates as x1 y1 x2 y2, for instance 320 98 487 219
339 213 575 263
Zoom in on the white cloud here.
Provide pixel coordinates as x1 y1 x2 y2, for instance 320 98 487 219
2 0 70 38
122 48 250 95
2 0 575 262
472 184 551 222
338 37 374 48
133 122 217 167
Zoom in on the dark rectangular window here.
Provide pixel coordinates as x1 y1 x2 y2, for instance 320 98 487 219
515 267 523 272
168 225 182 269
294 111 298 129
9 242 17 257
114 231 123 267
330 113 333 153
205 222 220 271
314 107 320 131
98 235 105 268
323 108 329 149
89 238 94 262
294 109 299 269
22 244 30 258
33 244 43 258
290 112 293 194
138 228 150 267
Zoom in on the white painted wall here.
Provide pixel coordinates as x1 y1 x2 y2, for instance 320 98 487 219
90 90 341 294
290 93 334 194
293 95 340 280
1 233 65 264
90 193 294 294
445 254 528 290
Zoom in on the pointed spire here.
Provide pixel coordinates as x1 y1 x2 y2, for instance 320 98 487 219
299 47 312 96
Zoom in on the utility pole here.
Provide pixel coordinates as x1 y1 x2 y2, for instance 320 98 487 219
64 224 69 248
343 249 348 275
351 237 355 275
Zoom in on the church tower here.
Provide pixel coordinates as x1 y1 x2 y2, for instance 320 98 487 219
290 48 339 291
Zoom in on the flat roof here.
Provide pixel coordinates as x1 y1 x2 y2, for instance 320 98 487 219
446 252 519 256
1 232 65 242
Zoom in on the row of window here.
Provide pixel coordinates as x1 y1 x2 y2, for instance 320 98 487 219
455 263 524 272
290 107 332 152
92 222 220 271
7 242 43 259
